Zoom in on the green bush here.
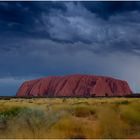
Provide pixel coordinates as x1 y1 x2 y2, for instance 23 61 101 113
113 100 129 105
0 108 48 139
0 107 25 125
0 107 22 118
0 107 26 132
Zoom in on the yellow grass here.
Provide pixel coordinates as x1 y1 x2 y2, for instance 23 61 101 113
0 98 140 138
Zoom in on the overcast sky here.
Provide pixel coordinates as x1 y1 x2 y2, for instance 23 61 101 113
0 1 140 95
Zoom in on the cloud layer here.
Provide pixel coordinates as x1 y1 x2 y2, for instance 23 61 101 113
0 1 140 95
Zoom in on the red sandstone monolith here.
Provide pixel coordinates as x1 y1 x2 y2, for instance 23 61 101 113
16 74 132 97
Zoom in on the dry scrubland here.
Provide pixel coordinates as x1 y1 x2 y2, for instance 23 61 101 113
0 98 140 139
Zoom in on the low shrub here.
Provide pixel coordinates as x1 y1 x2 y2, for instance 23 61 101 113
46 117 83 138
0 107 22 118
1 107 48 139
113 100 129 105
97 106 127 139
120 105 140 125
72 105 96 117
0 107 25 127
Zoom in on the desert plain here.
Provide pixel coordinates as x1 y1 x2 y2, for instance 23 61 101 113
0 97 140 139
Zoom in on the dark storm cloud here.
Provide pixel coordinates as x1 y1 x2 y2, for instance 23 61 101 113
1 1 140 53
0 1 140 55
46 2 140 54
0 2 67 38
81 1 140 19
0 1 140 42
0 1 140 95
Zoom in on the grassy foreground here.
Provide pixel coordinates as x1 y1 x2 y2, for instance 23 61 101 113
0 98 140 139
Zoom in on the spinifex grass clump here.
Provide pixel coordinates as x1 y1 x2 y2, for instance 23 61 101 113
72 105 96 117
9 108 48 138
120 106 140 125
97 106 128 139
0 107 25 129
0 107 30 139
0 107 22 118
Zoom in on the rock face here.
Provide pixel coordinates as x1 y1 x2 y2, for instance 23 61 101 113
16 74 132 97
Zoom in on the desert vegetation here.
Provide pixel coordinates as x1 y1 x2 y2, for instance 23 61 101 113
0 98 140 138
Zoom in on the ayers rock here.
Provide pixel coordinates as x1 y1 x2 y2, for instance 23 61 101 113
16 74 132 97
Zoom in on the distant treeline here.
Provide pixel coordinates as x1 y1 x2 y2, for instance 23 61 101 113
0 94 140 100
